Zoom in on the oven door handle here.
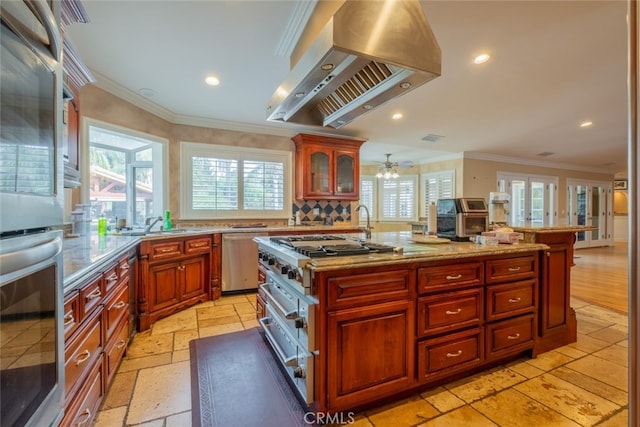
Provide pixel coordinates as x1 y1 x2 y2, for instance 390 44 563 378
259 284 299 320
258 317 299 367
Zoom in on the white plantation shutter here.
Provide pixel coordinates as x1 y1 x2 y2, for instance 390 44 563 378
243 160 284 210
421 170 455 217
192 157 238 210
379 176 417 221
359 175 376 219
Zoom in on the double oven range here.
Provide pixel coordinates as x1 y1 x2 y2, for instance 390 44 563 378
254 235 399 405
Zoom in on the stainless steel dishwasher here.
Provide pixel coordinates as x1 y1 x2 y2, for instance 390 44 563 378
221 233 268 293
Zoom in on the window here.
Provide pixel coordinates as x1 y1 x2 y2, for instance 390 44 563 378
359 175 376 220
379 177 417 221
420 170 455 218
87 120 166 228
181 142 291 219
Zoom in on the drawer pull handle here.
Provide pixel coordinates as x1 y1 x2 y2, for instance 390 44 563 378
508 297 521 303
445 308 462 315
75 408 91 426
177 265 186 271
446 350 463 358
507 266 521 272
86 289 102 300
446 274 462 280
63 312 75 326
114 301 127 309
106 273 118 282
159 248 175 253
120 265 129 272
507 333 521 340
75 350 91 366
116 339 126 349
191 242 206 248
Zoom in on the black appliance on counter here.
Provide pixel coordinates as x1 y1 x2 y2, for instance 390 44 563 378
436 198 489 241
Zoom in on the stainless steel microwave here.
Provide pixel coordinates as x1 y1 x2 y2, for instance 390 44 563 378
0 0 64 234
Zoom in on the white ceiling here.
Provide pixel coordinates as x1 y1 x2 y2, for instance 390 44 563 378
65 0 629 175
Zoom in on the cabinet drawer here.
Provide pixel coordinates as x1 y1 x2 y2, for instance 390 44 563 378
486 314 535 360
118 256 131 283
148 241 183 261
64 310 103 400
105 318 129 385
485 254 536 283
327 269 413 309
103 263 120 295
418 262 483 294
63 291 80 341
104 282 129 341
79 275 104 321
185 237 211 254
61 355 103 427
486 280 536 321
417 327 483 382
417 288 482 337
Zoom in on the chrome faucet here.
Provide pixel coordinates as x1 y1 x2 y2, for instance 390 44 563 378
144 216 163 233
355 204 372 240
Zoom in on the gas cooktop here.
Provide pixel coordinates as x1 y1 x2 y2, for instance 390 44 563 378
269 235 399 258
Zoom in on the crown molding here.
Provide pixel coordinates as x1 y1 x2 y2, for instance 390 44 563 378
463 151 614 175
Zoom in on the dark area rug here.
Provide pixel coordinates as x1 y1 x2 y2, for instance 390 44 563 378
190 328 314 427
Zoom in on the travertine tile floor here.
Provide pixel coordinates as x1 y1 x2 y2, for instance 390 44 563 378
94 295 628 426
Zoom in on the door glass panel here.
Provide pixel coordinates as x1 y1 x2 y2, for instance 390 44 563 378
510 180 526 226
530 181 544 226
591 186 601 241
576 185 587 242
335 154 354 193
310 151 329 193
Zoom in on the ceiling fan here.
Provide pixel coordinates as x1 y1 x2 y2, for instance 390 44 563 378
375 154 414 179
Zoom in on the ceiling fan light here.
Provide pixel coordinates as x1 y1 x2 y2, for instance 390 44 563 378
376 171 383 178
383 171 391 179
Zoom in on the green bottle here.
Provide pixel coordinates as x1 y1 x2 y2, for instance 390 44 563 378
98 214 107 236
164 210 172 231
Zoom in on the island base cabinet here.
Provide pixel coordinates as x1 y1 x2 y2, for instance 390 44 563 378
417 328 483 383
326 300 415 411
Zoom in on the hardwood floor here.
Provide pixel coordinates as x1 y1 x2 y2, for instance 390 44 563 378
571 242 629 314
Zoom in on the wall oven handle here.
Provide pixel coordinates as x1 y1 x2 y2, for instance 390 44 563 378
259 284 298 319
258 317 299 367
27 0 62 61
0 234 62 277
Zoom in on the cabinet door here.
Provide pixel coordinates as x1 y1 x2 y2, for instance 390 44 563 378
180 256 207 300
334 151 357 198
147 262 181 312
307 148 332 197
326 300 415 410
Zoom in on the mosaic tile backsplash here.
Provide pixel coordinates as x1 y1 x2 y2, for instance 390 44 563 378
292 200 351 224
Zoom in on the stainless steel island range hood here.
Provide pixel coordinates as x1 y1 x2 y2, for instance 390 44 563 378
266 0 441 129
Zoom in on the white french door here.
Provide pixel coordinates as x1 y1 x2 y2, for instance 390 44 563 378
567 179 612 248
497 173 558 227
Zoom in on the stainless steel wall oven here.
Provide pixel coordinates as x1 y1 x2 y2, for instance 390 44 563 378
0 230 64 427
0 0 64 234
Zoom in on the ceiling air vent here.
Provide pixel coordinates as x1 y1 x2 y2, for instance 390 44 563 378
537 151 555 157
422 134 444 143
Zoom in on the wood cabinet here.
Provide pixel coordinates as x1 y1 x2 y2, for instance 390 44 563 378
62 253 131 427
292 133 365 200
138 234 213 331
316 267 415 412
210 233 222 300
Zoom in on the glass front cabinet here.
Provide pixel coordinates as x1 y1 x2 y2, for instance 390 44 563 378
292 133 365 200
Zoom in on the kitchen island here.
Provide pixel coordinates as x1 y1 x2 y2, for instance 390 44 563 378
256 232 552 413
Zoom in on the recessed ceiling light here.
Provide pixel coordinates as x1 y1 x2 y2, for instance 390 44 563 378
580 121 593 127
392 113 403 120
205 75 220 86
473 53 491 64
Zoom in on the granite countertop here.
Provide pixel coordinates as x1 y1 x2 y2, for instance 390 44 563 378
63 234 140 292
307 231 549 271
